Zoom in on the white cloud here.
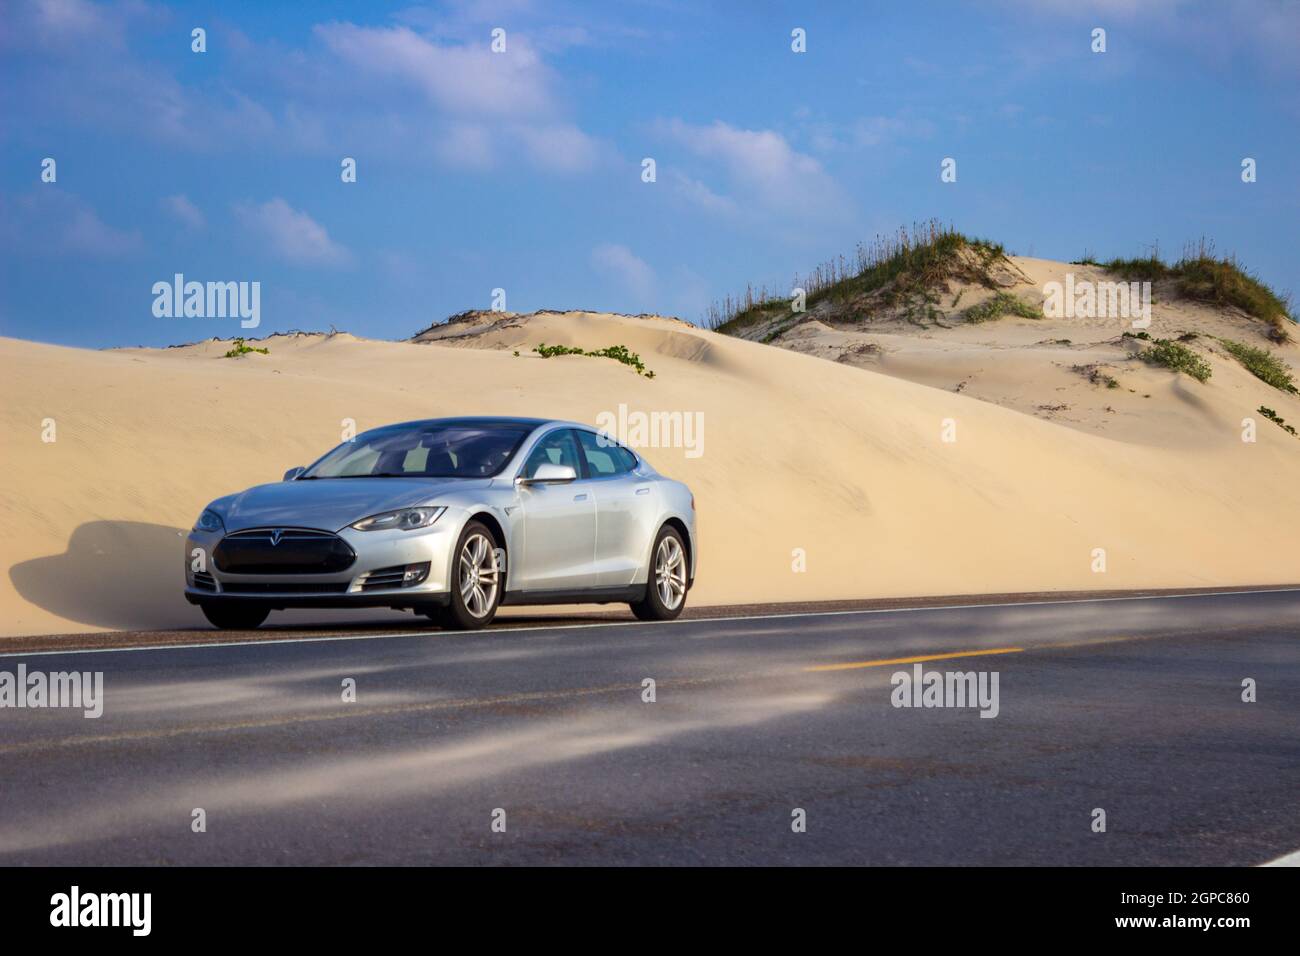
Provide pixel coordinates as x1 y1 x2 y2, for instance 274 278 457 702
0 2 276 151
234 198 350 267
591 243 655 302
310 21 607 172
392 2 647 53
661 119 845 217
0 190 141 258
314 22 551 116
63 204 140 256
998 0 1300 74
434 123 496 169
0 0 135 51
513 122 600 173
667 171 738 215
162 194 205 230
2 8 606 174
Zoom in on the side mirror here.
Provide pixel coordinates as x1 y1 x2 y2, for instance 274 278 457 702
283 466 306 481
518 463 577 485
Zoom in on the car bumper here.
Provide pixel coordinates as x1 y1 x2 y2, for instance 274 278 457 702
183 522 459 609
183 589 451 609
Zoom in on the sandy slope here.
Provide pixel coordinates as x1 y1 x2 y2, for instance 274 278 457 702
3 295 1300 636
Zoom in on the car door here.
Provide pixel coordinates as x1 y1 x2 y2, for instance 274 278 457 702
575 429 653 587
515 428 597 592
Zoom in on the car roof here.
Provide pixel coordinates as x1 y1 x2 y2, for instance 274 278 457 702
355 417 637 464
368 416 577 431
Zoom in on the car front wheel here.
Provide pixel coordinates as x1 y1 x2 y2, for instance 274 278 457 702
630 525 688 621
429 520 503 630
199 601 270 630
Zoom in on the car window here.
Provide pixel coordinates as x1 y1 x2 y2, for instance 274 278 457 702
577 430 636 477
523 429 581 478
301 423 532 479
403 446 429 471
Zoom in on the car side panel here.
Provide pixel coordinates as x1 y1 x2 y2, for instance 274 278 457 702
514 481 597 591
591 473 659 587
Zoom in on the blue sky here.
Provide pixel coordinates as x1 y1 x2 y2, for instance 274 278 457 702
2 0 1297 348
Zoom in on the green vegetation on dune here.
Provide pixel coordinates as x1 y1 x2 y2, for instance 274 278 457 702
708 220 1007 334
708 227 1296 347
1218 338 1297 393
223 338 269 358
807 229 1005 313
531 342 654 378
1259 406 1298 437
1099 253 1171 283
1134 338 1213 383
1073 364 1120 388
1102 241 1294 343
964 292 1042 323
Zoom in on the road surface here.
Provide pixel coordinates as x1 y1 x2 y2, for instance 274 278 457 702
1 589 1297 865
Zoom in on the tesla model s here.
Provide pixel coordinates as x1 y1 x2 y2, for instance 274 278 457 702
183 417 697 630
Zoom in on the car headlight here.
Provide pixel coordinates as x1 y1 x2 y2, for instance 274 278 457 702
351 507 446 532
194 509 225 533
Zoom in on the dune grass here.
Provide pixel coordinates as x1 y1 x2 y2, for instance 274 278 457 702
708 220 1006 333
964 292 1042 323
1218 338 1297 393
1103 240 1294 342
709 229 1296 346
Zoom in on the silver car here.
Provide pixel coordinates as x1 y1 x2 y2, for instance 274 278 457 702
184 417 697 630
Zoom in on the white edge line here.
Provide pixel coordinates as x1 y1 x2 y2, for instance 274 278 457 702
1259 848 1300 867
2 586 1297 659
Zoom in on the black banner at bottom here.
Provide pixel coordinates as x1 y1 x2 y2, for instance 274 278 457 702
0 866 1280 942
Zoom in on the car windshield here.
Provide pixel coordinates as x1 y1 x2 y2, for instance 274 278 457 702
300 422 533 479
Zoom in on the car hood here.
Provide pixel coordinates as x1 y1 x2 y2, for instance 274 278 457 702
216 477 491 533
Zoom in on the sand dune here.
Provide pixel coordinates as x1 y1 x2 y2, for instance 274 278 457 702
739 255 1300 448
3 274 1300 636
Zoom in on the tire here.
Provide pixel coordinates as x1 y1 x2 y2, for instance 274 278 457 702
432 520 503 630
200 601 270 630
630 525 689 621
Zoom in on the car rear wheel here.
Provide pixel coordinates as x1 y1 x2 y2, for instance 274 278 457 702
630 525 688 621
199 601 270 630
429 520 502 630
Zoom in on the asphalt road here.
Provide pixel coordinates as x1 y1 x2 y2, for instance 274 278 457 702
1 589 1297 865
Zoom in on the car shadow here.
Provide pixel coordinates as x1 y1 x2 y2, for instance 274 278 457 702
9 520 202 630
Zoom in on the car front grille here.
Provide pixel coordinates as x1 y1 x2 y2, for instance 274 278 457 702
213 528 356 575
192 571 217 592
221 582 351 594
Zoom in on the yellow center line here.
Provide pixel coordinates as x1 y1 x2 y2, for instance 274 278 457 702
803 647 1024 672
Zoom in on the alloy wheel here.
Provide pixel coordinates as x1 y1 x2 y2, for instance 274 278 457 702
458 532 500 618
654 535 687 610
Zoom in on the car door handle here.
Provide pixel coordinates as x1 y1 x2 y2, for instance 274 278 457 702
573 493 589 502
635 487 650 496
